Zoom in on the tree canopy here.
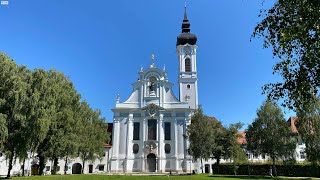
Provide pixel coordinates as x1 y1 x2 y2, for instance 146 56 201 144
253 0 320 113
188 108 247 173
246 100 296 176
297 97 320 163
0 52 110 177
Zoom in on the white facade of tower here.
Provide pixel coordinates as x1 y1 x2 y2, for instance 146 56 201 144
176 44 198 110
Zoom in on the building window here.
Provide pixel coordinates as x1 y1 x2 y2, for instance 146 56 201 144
98 165 105 171
133 144 139 154
148 119 157 140
300 151 306 159
165 144 171 154
133 122 140 140
45 166 50 172
185 58 191 72
164 122 171 140
187 84 191 89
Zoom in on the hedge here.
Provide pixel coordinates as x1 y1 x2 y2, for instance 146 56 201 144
212 164 320 177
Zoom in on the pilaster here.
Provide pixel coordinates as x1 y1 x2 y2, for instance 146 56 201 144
126 113 134 158
141 115 146 172
173 113 178 171
158 113 164 172
110 116 120 172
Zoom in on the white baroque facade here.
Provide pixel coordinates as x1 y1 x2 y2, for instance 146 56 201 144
110 7 199 173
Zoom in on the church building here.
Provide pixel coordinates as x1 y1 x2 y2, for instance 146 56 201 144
110 6 199 173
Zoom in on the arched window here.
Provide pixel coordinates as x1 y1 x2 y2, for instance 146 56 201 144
185 58 191 72
187 84 191 89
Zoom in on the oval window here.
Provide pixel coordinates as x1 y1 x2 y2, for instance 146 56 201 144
164 144 171 154
133 144 139 154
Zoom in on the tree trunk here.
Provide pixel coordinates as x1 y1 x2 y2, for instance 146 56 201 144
64 156 68 175
52 158 58 175
201 158 203 174
38 154 45 175
7 152 14 178
272 157 277 177
82 160 85 174
216 155 220 174
22 158 25 176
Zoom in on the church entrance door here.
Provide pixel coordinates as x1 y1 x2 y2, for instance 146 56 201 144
147 153 156 172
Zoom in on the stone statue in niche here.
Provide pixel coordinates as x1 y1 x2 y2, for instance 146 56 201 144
149 82 156 92
148 76 157 96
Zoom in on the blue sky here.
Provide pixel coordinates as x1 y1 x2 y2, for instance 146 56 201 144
0 0 294 128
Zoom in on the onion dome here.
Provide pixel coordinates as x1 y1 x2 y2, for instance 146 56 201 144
176 6 197 46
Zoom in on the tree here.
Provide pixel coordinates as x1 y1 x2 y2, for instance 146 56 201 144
225 123 247 175
246 100 296 176
78 101 110 174
0 52 28 177
0 52 109 176
210 117 227 168
16 68 57 176
187 108 216 173
297 98 320 163
252 1 320 113
0 53 11 148
37 69 81 175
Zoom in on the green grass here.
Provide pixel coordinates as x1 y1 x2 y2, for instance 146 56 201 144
2 174 318 180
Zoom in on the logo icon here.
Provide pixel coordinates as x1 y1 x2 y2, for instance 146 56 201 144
1 1 9 5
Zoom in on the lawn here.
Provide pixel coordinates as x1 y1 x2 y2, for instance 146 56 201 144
3 174 317 180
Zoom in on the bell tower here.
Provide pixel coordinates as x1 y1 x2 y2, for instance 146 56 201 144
176 5 198 110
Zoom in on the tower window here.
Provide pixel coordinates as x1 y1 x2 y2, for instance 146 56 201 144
185 58 191 72
187 84 191 89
